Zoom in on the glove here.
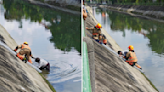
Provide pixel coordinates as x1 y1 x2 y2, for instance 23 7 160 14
32 56 35 59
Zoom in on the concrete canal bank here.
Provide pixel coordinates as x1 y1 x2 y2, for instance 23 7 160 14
0 24 54 92
23 0 81 15
84 6 158 92
98 4 164 23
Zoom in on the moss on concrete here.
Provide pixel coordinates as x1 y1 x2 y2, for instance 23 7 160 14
141 73 159 92
131 11 143 15
39 73 56 92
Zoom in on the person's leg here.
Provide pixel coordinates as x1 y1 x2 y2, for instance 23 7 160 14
39 67 44 70
25 50 32 63
95 39 99 43
135 62 142 69
130 62 135 66
16 50 25 60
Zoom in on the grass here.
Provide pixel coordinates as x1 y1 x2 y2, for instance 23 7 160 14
39 73 56 92
141 73 159 92
131 11 143 15
66 5 81 12
161 17 164 20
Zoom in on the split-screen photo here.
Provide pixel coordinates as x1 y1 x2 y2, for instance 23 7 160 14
0 0 163 92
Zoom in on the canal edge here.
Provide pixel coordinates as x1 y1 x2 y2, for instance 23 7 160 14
85 5 159 92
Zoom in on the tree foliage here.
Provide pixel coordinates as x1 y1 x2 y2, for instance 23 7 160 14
104 10 164 54
3 0 81 53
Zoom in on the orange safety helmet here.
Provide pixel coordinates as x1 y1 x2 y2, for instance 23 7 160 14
95 23 102 29
128 45 134 51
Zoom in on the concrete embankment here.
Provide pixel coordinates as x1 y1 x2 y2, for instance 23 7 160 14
84 6 122 52
0 24 53 92
23 0 80 15
98 5 164 23
84 6 158 92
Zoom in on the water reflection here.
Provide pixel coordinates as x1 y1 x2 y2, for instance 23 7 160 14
93 7 164 92
3 0 81 53
0 0 81 92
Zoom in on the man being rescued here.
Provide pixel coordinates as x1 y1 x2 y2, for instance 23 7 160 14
35 58 50 71
99 33 107 45
14 42 34 63
125 45 142 70
86 23 107 45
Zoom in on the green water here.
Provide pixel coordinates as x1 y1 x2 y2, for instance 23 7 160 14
0 0 81 92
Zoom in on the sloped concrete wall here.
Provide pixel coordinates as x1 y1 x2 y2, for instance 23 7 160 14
0 24 53 92
44 0 81 6
84 6 158 92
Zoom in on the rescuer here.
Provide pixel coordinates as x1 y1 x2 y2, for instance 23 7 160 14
125 45 142 70
86 23 102 44
14 42 34 63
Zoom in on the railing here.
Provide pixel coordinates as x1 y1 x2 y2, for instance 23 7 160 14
82 19 92 92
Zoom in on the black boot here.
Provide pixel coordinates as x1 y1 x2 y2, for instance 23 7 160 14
22 57 27 63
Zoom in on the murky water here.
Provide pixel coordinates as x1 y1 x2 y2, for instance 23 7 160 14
0 0 81 92
93 7 164 92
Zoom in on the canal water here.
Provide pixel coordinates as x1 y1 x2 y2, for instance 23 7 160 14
0 0 81 92
92 7 164 92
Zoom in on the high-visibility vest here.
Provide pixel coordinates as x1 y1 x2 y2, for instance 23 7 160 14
103 39 107 44
92 33 98 36
21 44 31 51
126 51 137 63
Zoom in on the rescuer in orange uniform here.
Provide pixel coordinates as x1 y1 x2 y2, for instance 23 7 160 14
86 23 107 45
125 45 142 70
14 42 34 63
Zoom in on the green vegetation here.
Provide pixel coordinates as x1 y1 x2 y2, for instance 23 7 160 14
3 0 81 53
39 73 56 92
131 11 143 15
141 73 159 91
66 5 81 11
86 0 164 6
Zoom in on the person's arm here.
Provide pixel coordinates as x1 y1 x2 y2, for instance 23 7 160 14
86 27 95 34
125 52 130 60
86 27 94 30
30 51 35 59
14 45 21 51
